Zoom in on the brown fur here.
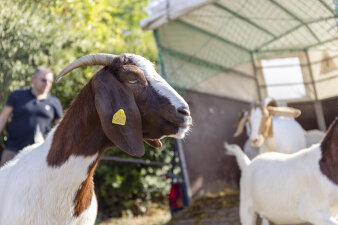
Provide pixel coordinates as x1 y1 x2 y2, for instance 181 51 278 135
47 81 111 217
47 82 110 166
319 116 338 184
73 158 101 217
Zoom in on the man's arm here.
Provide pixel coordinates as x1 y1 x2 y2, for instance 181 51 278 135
0 106 13 133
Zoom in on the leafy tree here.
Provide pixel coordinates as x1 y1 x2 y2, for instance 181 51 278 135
0 0 77 148
95 139 174 219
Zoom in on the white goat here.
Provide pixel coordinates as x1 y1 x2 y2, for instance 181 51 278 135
234 98 306 155
225 116 338 225
0 53 192 225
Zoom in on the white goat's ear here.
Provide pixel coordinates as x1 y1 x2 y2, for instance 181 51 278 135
267 106 301 118
93 71 145 157
234 111 248 137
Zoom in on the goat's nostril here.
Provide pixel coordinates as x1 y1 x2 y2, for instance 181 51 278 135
177 107 190 116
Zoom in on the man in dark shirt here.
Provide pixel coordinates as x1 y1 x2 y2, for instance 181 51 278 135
0 66 63 166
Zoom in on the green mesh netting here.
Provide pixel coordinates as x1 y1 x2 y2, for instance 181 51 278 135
153 0 338 93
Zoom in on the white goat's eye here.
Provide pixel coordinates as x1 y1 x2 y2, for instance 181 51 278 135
128 80 138 84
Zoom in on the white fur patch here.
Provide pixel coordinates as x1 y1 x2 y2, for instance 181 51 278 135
249 108 263 143
0 129 99 225
127 54 189 110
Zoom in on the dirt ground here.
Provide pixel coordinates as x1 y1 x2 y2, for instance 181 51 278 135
98 207 171 225
166 189 312 225
98 189 313 225
167 189 241 225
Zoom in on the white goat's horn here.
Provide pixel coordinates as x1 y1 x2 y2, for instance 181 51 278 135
55 53 118 82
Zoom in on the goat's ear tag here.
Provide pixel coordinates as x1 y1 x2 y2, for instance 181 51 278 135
112 109 126 125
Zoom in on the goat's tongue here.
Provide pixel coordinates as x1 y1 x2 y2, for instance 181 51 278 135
144 139 162 148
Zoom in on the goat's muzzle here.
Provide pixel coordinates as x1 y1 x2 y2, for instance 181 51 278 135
177 106 191 116
168 108 192 139
251 136 264 148
168 106 192 128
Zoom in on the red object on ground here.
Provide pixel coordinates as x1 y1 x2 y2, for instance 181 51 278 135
169 183 184 209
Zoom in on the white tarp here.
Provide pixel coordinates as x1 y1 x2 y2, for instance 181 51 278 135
140 0 215 30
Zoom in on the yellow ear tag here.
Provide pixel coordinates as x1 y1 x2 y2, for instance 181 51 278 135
112 109 126 125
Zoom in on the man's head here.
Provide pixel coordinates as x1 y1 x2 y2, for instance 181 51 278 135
32 66 53 97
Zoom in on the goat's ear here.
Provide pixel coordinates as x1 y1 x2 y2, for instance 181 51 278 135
267 106 301 118
234 112 248 137
93 73 145 157
260 109 273 139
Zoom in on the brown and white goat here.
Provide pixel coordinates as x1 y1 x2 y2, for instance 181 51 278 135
233 97 306 155
0 53 192 225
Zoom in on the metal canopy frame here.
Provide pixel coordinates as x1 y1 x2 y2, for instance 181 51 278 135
177 1 337 53
146 0 338 130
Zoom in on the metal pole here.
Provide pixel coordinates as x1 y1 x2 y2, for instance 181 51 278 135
251 52 262 101
153 30 168 79
174 139 191 204
305 50 326 131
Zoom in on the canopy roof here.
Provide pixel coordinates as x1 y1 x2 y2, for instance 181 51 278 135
141 0 338 102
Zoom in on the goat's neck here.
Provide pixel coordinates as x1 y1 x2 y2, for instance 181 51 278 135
46 82 113 217
47 82 111 168
264 137 276 149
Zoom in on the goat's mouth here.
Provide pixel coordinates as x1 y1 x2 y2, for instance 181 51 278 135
165 116 192 129
251 136 264 147
164 116 192 139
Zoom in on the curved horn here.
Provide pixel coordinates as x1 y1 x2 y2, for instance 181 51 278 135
262 97 279 107
55 53 118 82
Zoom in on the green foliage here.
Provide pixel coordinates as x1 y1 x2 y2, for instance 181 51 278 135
0 0 174 218
0 1 58 102
95 139 174 218
0 0 75 150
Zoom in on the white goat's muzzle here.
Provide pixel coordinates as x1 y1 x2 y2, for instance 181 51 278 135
251 136 264 148
175 116 192 139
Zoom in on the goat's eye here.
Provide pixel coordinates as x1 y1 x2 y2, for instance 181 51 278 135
128 80 138 84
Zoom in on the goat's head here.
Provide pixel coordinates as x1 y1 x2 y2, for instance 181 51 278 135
234 97 301 148
56 53 192 157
